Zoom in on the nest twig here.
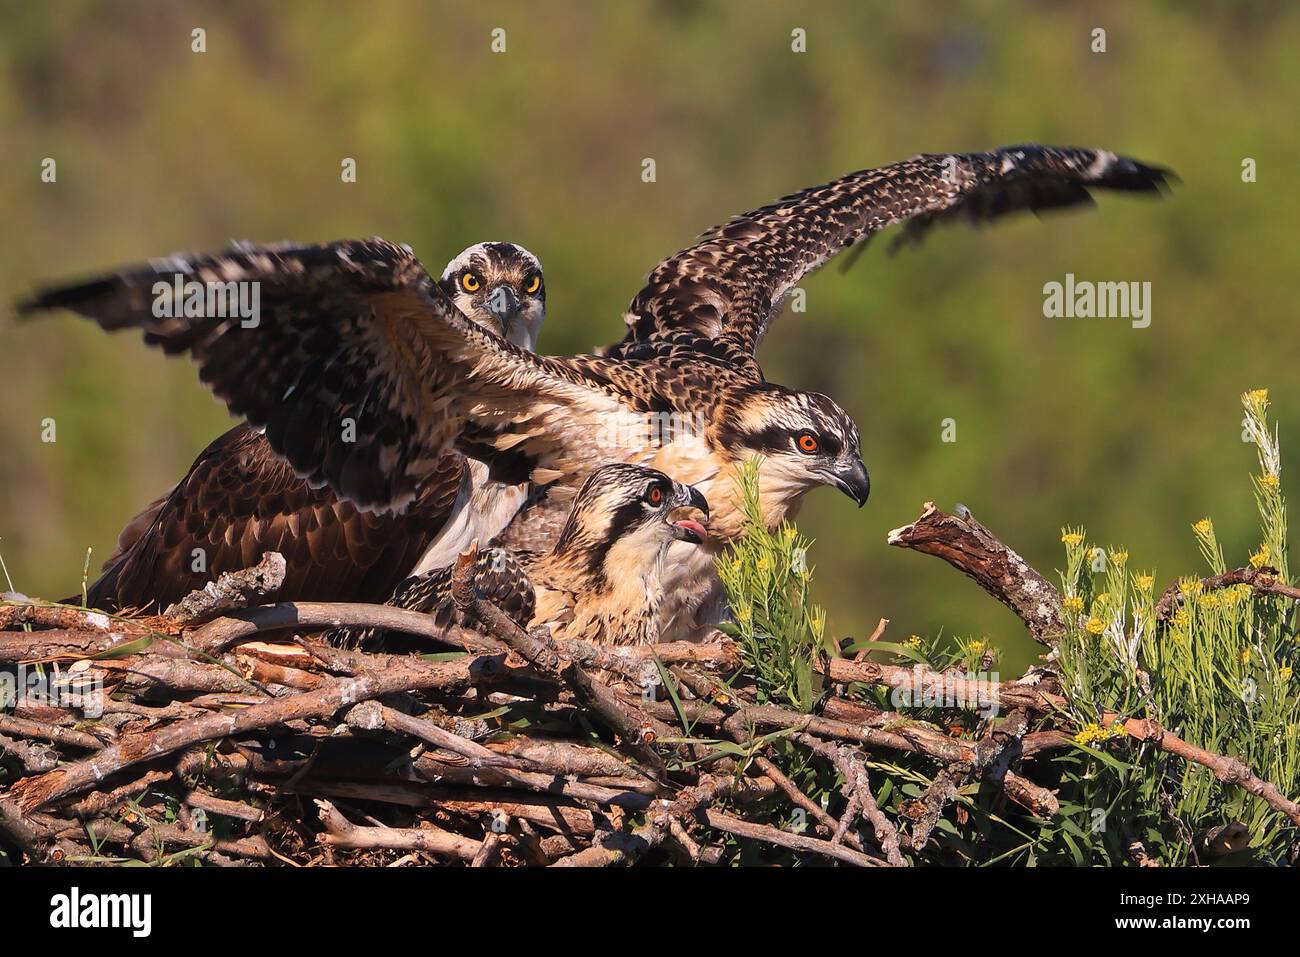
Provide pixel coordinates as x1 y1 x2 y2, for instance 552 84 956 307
3 500 1297 866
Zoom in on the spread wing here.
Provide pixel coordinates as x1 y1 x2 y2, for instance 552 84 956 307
607 145 1171 356
78 423 467 612
20 238 646 510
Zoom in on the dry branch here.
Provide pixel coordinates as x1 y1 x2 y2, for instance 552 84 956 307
164 551 287 623
888 502 1064 645
5 492 1297 868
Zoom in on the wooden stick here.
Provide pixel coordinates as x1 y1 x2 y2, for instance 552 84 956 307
315 799 480 861
887 502 1064 645
164 551 286 623
700 808 884 867
12 658 475 811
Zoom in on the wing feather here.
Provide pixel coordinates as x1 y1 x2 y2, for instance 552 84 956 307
321 546 535 649
20 238 639 509
607 145 1171 355
77 423 467 612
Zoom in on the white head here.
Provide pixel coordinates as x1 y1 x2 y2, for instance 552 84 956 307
439 242 546 350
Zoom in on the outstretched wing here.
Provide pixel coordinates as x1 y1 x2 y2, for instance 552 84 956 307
20 238 639 510
607 145 1171 356
77 423 467 613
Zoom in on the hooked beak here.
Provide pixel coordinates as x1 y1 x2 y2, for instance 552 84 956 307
483 284 522 335
827 458 870 507
667 482 710 544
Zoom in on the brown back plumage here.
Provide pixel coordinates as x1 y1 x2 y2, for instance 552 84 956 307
327 464 707 649
79 423 466 612
24 147 1169 634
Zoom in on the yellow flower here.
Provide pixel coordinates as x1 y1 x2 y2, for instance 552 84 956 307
1178 579 1203 597
734 603 752 623
1136 575 1154 591
1110 550 1128 567
1173 609 1190 628
1170 630 1187 644
1249 547 1270 569
905 635 923 649
1193 518 1213 537
1246 388 1270 407
1260 473 1280 490
1085 617 1106 635
1061 532 1084 548
1280 666 1293 682
967 639 987 655
1063 595 1084 614
1198 593 1221 609
1074 722 1121 746
1240 649 1251 664
1095 592 1110 605
1074 723 1103 745
756 555 770 571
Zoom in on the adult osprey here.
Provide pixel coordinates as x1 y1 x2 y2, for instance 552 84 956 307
29 242 547 612
24 145 1169 638
327 463 710 648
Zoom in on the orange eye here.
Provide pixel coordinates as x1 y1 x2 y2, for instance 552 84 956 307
646 486 664 505
461 272 481 292
797 433 819 454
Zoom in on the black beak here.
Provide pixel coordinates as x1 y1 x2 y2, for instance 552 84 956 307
484 284 522 333
830 459 870 507
668 483 710 544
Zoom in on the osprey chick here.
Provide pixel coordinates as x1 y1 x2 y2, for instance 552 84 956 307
26 242 546 612
24 144 1170 639
327 463 710 648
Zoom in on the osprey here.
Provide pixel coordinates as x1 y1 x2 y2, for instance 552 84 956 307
327 463 710 648
32 242 547 612
24 145 1169 638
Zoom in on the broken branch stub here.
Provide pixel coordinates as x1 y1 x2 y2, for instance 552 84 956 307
887 503 1065 646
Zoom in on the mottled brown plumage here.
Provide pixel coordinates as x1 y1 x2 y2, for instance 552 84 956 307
322 543 537 649
606 145 1171 359
327 464 710 648
35 243 547 612
80 425 466 612
24 144 1168 636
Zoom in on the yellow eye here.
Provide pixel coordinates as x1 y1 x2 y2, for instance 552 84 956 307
524 274 542 295
461 272 481 293
797 433 819 454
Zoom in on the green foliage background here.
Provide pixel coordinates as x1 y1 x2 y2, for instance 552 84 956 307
2 1 1298 673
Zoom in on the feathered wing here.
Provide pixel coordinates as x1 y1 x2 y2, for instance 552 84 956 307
322 546 536 649
607 145 1172 356
20 237 641 511
79 423 467 612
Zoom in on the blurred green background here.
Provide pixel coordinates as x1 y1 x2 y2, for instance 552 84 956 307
2 1 1298 673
